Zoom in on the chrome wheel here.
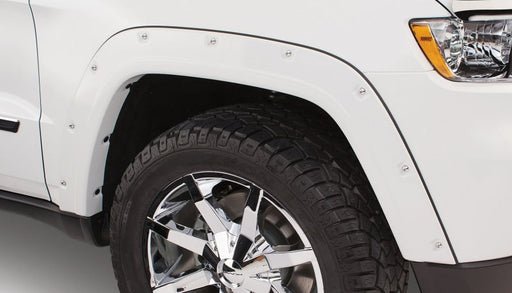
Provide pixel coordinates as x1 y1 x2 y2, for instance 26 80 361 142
145 172 323 293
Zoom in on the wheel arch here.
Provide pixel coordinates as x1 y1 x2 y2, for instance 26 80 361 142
58 26 454 264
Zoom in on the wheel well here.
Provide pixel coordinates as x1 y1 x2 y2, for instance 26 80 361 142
102 74 346 215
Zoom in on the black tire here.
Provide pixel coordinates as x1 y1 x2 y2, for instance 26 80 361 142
110 103 408 293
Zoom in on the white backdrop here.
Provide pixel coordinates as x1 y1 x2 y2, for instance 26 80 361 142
0 210 117 292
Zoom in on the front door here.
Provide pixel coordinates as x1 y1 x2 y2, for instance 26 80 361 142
0 0 49 200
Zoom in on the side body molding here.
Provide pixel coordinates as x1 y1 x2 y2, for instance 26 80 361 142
52 27 455 264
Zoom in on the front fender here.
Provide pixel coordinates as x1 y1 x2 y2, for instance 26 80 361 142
48 27 455 264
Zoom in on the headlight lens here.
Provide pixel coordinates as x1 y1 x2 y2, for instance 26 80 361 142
411 18 512 81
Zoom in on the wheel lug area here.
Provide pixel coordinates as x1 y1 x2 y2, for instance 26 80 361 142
217 258 245 289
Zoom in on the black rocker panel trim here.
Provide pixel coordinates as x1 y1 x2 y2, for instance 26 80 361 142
0 118 20 133
412 256 512 293
0 189 108 246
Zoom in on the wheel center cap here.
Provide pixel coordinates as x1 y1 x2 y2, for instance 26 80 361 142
217 259 245 288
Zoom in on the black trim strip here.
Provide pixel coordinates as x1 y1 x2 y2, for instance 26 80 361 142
0 118 20 133
99 25 459 262
457 9 512 20
0 189 108 246
412 257 512 293
0 188 57 212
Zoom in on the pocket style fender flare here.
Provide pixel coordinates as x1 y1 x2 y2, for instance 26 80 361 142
53 27 455 264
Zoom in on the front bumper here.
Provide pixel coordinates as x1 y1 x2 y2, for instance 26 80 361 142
367 71 512 263
412 256 512 293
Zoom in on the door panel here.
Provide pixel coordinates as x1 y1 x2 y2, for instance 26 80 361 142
0 0 49 200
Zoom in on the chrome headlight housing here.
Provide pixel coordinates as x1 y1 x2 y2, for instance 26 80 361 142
410 18 512 81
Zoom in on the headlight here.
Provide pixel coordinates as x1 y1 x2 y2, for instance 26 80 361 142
410 18 512 81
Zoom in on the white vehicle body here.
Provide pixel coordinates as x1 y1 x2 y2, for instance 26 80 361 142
0 1 47 199
1 0 512 291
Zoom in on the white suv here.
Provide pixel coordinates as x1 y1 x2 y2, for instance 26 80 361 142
1 0 511 292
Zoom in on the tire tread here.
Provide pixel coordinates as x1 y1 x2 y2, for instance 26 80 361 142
110 103 408 293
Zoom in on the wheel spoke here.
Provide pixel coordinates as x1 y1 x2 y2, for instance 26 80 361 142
239 187 263 240
196 178 223 199
241 248 315 276
154 200 189 221
195 199 231 234
153 269 215 293
233 187 263 262
184 175 231 234
146 217 208 256
183 175 205 202
239 255 272 276
240 277 272 293
265 248 315 270
232 236 253 264
271 281 288 293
